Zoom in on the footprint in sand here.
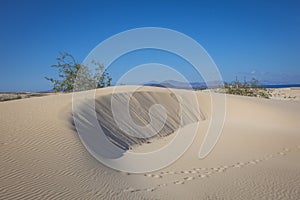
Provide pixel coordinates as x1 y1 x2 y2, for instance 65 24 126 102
124 188 141 193
146 188 156 192
123 188 133 192
184 177 195 181
142 145 299 191
144 174 162 178
212 167 219 171
174 180 185 185
181 170 190 174
283 148 290 152
158 183 167 187
199 174 208 178
124 146 300 194
217 168 226 173
210 167 224 173
264 155 273 160
233 164 242 168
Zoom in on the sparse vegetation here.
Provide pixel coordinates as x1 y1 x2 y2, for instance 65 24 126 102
45 52 112 92
0 94 22 102
0 93 50 102
219 77 271 99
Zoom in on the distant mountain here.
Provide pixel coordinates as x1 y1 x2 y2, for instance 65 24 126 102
144 80 207 90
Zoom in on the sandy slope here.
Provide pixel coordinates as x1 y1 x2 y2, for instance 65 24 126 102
0 86 300 199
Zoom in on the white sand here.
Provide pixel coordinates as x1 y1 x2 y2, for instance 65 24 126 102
270 88 300 101
1 86 300 199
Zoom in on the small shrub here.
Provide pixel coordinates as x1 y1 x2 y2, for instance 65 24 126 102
222 77 270 99
45 52 112 92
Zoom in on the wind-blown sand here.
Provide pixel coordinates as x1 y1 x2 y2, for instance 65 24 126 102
1 86 300 199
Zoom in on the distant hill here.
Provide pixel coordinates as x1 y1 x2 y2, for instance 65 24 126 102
144 80 210 90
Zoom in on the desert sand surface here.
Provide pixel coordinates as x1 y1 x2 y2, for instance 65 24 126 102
269 88 300 101
1 86 300 199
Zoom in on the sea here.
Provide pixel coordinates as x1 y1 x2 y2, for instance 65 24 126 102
262 84 300 88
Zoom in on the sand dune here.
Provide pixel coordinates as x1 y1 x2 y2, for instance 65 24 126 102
1 86 300 199
93 87 202 149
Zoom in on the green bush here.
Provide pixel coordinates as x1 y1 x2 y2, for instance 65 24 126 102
222 77 271 99
45 52 112 92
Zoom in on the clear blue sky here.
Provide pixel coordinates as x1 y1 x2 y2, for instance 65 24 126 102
0 0 300 92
